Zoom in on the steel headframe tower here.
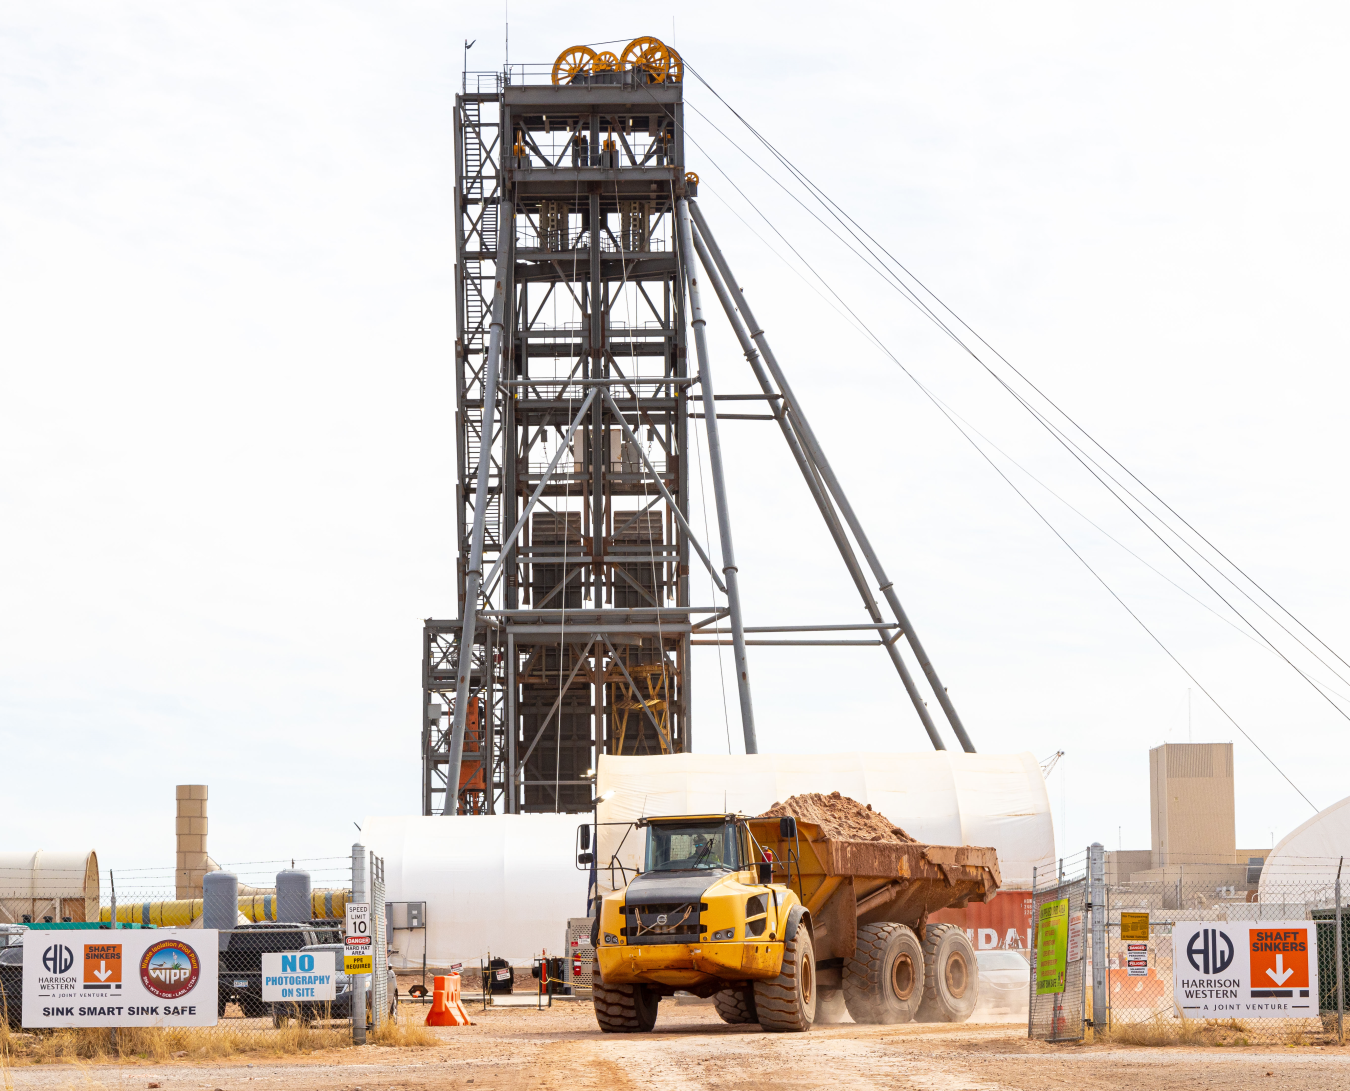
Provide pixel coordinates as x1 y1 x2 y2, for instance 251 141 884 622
424 41 974 817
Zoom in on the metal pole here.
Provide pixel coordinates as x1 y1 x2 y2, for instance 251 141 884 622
689 221 946 750
446 199 514 814
689 199 975 753
1028 864 1037 1040
675 198 755 753
1090 843 1105 1036
351 842 367 1044
1336 855 1344 1045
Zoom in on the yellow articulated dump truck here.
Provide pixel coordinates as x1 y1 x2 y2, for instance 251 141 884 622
585 813 1000 1033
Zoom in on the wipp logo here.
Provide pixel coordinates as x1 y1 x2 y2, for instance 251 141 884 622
1186 928 1235 975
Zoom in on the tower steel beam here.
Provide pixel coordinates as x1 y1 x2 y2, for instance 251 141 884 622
675 198 756 753
689 198 976 754
446 198 514 814
688 220 946 751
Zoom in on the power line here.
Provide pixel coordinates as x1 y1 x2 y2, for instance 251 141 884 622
652 74 1319 810
683 62 1350 725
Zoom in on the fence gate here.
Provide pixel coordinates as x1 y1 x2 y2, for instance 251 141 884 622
1029 851 1089 1042
371 853 387 1028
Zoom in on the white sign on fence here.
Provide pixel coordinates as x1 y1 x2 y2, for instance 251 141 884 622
345 902 371 950
23 930 218 1027
1067 912 1084 965
1172 920 1319 1018
1125 941 1149 977
261 951 336 1002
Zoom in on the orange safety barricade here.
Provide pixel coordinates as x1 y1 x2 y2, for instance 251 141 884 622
425 973 473 1026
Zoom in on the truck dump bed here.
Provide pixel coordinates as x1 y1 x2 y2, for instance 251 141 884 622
745 818 1000 963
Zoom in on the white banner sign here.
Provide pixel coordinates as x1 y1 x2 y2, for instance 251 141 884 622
1172 920 1319 1018
261 951 336 1002
24 930 218 1027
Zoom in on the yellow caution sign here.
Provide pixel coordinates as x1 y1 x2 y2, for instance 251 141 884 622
1120 912 1149 942
345 954 373 975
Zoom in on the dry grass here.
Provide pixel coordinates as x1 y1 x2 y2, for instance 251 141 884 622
1098 1014 1333 1048
368 1004 438 1048
0 1019 353 1065
0 1001 440 1066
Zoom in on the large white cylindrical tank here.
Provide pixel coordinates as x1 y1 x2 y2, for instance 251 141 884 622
1260 793 1350 899
594 751 1055 890
0 850 99 923
360 814 589 968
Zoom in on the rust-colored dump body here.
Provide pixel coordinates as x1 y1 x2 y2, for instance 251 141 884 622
745 818 1001 963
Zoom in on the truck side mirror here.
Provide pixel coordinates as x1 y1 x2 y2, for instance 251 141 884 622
779 816 797 839
757 861 773 884
578 852 595 865
579 825 591 850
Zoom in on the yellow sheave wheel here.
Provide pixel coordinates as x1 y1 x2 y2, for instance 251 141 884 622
621 36 672 83
594 51 619 72
552 45 598 85
666 46 683 84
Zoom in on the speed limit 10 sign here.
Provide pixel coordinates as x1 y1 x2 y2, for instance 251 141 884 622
345 902 371 949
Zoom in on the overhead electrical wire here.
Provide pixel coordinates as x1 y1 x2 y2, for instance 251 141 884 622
634 72 1320 809
683 64 1350 716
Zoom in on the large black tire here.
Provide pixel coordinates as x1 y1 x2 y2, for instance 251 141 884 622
712 986 757 1024
754 917 816 1032
842 922 924 1024
916 923 978 1023
593 978 659 1032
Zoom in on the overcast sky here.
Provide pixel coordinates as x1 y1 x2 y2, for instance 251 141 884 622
3 2 1348 886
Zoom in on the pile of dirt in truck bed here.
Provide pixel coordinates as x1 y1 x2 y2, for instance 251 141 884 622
760 791 916 844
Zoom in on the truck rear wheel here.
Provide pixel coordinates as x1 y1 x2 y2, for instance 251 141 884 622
916 923 978 1023
593 979 659 1033
843 922 923 1024
754 916 816 1032
712 986 757 1024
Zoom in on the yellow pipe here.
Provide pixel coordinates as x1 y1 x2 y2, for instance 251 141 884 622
98 889 350 925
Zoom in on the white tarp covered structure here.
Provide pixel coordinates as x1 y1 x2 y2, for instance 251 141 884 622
1260 793 1350 896
595 751 1054 891
360 814 589 968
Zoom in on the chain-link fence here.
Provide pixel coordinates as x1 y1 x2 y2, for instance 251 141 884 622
1028 851 1089 1042
0 849 412 1059
1102 858 1347 1045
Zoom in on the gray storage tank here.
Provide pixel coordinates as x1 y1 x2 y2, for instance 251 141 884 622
202 870 239 951
275 868 312 923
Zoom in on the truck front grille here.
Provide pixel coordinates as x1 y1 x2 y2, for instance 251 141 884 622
622 902 706 944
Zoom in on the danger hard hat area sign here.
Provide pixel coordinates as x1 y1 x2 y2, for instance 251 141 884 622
1173 920 1317 1018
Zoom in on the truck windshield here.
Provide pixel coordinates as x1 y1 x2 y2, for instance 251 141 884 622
645 822 740 872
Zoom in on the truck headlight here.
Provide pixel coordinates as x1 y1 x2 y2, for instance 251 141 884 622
710 928 735 941
604 932 620 945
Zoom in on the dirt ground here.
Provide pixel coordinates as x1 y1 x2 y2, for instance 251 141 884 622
8 998 1350 1091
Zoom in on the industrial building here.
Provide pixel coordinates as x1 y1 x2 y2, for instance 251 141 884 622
1107 742 1270 895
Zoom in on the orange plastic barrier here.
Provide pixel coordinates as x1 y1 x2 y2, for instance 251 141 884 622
425 973 473 1027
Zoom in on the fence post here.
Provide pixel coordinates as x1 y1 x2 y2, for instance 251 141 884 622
1089 842 1106 1034
1027 864 1036 1039
1336 856 1344 1046
352 842 367 1045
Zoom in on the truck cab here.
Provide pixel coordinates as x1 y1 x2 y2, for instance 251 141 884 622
590 813 816 1033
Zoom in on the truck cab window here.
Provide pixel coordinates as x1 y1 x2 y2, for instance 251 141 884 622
646 822 741 872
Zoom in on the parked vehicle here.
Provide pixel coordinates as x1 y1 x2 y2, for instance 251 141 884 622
219 921 341 1018
974 948 1030 1015
0 942 21 1030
